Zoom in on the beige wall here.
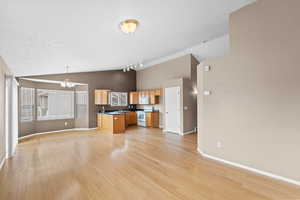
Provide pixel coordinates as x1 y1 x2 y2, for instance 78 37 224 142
0 58 6 164
198 0 300 182
137 54 198 132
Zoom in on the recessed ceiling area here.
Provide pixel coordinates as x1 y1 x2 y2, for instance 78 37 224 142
0 0 255 76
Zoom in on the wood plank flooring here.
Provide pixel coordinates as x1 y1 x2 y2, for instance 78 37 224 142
0 126 299 200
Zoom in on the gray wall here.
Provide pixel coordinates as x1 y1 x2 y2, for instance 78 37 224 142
20 70 136 128
18 79 76 137
137 54 198 132
198 0 300 182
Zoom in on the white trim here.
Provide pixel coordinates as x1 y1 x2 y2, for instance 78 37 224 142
140 35 229 71
197 148 300 186
20 78 87 86
163 129 181 135
164 129 195 136
0 158 5 171
181 130 196 135
18 128 97 140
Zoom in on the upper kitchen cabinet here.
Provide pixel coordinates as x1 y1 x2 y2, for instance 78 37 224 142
129 92 139 105
149 90 159 104
154 89 162 96
131 89 162 105
95 89 111 105
139 91 150 104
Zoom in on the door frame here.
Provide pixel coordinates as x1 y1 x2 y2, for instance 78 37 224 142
5 76 18 158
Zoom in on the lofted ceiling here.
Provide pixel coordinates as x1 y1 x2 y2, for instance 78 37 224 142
0 0 255 76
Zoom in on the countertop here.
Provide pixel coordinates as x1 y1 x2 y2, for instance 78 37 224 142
98 109 159 115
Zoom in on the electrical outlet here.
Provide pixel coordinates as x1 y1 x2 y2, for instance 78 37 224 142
65 122 68 126
217 141 222 149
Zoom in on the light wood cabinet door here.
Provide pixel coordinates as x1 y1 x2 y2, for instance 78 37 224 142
97 114 102 129
113 114 125 134
125 112 137 126
129 112 137 125
154 89 162 96
146 112 159 128
95 90 110 105
129 92 139 104
149 90 159 105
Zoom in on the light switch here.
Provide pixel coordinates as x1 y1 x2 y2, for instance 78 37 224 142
204 65 211 72
203 90 211 96
184 106 188 110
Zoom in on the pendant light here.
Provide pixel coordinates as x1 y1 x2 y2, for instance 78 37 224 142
61 66 75 88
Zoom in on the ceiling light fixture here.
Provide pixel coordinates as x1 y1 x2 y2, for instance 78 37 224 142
61 66 75 88
120 19 139 34
122 63 143 72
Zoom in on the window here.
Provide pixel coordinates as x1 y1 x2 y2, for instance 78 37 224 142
20 87 35 122
37 89 74 120
110 92 128 106
75 90 88 118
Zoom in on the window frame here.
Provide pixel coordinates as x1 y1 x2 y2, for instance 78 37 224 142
110 92 128 107
36 89 75 121
20 87 35 122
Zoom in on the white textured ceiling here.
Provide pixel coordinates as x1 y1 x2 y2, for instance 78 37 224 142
0 0 255 76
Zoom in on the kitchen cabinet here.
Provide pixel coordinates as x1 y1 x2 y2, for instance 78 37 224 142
95 90 110 105
130 89 162 105
154 89 162 96
113 114 125 133
146 112 159 128
110 92 128 106
129 92 139 104
139 91 150 104
149 90 160 105
125 112 137 126
97 113 125 134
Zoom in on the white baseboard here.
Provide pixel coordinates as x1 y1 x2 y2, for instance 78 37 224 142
163 129 181 135
181 130 196 135
163 129 196 136
19 128 98 140
0 157 5 171
197 148 300 186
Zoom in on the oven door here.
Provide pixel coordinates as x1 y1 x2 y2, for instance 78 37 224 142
137 111 145 121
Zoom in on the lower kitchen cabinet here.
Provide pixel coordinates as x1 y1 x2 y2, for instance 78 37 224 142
97 113 125 134
125 112 137 127
146 112 159 128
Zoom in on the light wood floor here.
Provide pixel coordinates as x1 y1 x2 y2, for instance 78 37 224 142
0 127 299 200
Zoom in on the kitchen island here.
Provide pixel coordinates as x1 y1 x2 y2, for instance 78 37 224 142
97 110 159 134
97 112 126 134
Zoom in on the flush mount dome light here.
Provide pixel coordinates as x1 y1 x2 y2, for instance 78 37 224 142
120 19 139 34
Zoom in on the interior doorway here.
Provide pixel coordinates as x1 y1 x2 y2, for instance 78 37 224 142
164 87 181 134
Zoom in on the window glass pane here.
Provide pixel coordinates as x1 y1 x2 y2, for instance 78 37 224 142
110 92 119 106
37 89 74 120
120 93 128 106
75 91 88 118
110 92 128 106
20 87 35 122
